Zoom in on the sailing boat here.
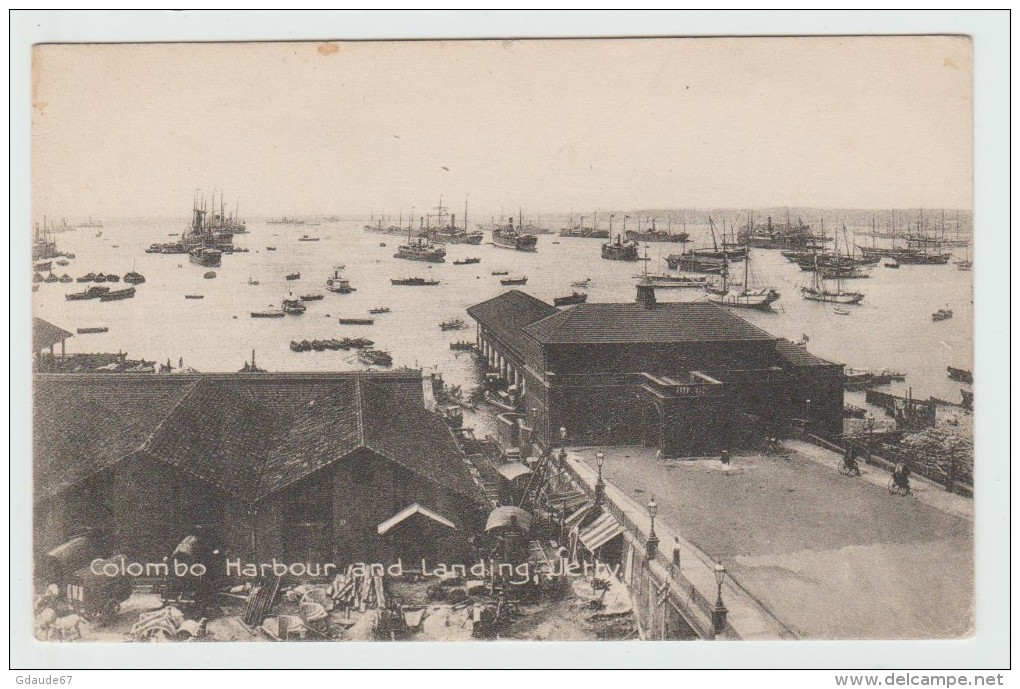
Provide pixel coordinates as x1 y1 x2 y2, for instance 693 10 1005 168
954 243 972 271
801 254 865 304
704 231 780 311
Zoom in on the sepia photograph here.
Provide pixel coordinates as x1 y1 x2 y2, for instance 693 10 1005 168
12 10 1009 673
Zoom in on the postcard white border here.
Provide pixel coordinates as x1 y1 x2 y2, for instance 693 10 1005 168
9 9 1010 669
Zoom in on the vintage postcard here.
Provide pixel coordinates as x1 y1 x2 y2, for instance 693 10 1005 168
27 34 977 649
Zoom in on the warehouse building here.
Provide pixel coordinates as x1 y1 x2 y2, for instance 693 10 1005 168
468 285 844 456
33 371 486 569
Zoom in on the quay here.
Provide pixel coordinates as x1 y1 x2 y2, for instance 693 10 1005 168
561 444 972 639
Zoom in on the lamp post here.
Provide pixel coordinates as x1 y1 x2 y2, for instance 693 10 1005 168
805 398 812 434
712 562 728 638
865 411 875 463
646 497 659 559
594 452 606 507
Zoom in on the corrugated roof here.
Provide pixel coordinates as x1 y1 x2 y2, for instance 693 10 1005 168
34 372 480 504
775 339 841 368
524 302 776 344
466 290 559 359
33 318 73 351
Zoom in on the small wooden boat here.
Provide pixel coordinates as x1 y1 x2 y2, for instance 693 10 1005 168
289 339 311 352
500 276 527 286
98 287 136 301
884 260 899 269
338 317 374 325
43 273 58 283
76 327 109 334
248 277 260 286
453 257 481 265
123 271 145 284
439 318 467 331
251 308 285 318
358 349 393 367
299 293 324 301
95 273 107 282
450 341 475 351
947 366 972 384
282 298 307 315
184 294 204 300
484 389 519 413
391 277 440 286
932 308 953 322
298 235 320 242
379 242 387 247
77 273 97 283
65 286 110 301
311 340 326 351
368 307 390 314
32 272 44 283
56 259 69 267
833 308 851 316
34 261 52 272
285 272 300 280
490 270 509 276
553 292 588 307
571 278 592 288
105 274 120 283
204 271 216 279
58 274 73 283
323 339 343 350
266 246 277 251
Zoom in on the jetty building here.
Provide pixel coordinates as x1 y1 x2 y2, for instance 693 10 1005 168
468 284 843 457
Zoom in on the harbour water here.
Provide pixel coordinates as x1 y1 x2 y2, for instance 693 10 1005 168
34 216 974 416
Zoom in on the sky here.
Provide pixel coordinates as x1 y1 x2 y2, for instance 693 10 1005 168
31 36 973 220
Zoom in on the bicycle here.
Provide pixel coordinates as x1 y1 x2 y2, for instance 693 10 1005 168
838 457 861 477
888 476 911 496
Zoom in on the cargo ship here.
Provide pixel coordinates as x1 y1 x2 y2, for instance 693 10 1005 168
492 215 538 252
625 217 689 243
189 247 222 267
737 213 827 250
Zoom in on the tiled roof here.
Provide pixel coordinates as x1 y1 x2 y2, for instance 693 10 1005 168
33 372 480 504
774 339 842 368
33 318 73 351
33 376 198 497
466 290 559 359
524 302 776 344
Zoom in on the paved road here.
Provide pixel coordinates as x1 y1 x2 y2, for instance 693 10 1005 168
576 445 973 640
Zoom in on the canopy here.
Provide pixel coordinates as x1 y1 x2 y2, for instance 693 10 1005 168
496 462 532 482
548 489 589 512
378 503 457 536
564 503 594 530
578 512 624 552
484 506 533 533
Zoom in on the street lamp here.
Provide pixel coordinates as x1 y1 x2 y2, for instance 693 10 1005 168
560 426 567 442
646 497 659 559
712 562 728 637
594 452 606 507
805 398 812 433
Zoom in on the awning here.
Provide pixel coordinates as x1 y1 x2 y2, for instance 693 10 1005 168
548 489 589 512
497 462 532 482
564 503 594 529
378 503 457 536
484 506 533 533
579 512 624 552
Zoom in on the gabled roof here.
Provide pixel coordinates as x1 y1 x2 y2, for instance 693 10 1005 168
34 372 480 504
775 339 841 368
524 302 776 344
33 318 73 351
377 503 457 535
466 290 559 359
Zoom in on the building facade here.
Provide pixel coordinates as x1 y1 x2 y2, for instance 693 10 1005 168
468 285 844 457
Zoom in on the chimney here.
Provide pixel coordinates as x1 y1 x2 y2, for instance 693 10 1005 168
636 280 657 308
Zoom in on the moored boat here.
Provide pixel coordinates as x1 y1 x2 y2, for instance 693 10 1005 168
76 327 109 334
453 257 481 265
251 308 285 318
123 271 146 284
58 274 72 283
391 277 440 286
500 276 527 286
439 318 467 331
184 294 204 299
44 273 59 283
285 272 301 281
299 293 324 301
282 298 307 315
932 308 953 322
338 317 374 325
358 349 393 367
65 286 110 301
492 216 538 252
368 307 391 314
325 268 356 294
553 292 588 307
98 287 136 301
204 271 216 279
